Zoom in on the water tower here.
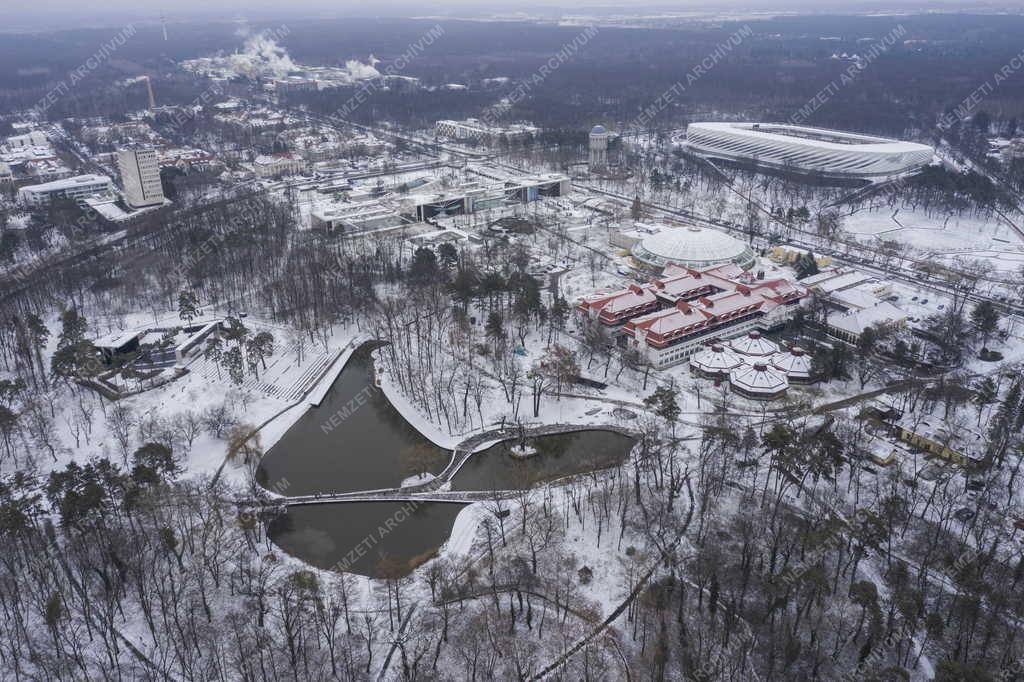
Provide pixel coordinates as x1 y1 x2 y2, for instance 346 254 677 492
589 124 610 170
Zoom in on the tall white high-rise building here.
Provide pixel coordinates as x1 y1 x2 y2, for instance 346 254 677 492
116 148 164 209
589 124 610 170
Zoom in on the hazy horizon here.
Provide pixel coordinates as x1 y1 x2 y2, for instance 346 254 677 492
7 0 1023 32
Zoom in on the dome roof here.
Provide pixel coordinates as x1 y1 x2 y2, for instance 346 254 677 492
631 225 756 270
729 331 779 357
690 344 744 375
730 361 789 395
590 125 608 135
770 347 813 379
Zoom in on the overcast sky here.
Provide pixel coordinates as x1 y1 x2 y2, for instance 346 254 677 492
6 0 1011 31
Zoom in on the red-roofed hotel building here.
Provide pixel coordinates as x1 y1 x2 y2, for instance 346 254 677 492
577 263 808 369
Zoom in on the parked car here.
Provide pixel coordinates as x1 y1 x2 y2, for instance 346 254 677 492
954 507 976 523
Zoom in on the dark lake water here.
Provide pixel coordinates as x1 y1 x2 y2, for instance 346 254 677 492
449 429 635 491
268 501 467 577
257 343 450 496
263 343 636 578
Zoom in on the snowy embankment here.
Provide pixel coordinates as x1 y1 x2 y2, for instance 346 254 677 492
373 351 465 450
444 504 487 558
306 335 366 407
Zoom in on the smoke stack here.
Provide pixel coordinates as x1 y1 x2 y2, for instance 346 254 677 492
145 76 156 111
161 15 168 42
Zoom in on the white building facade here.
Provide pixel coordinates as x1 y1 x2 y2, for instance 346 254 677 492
18 175 114 207
117 148 165 209
253 154 305 178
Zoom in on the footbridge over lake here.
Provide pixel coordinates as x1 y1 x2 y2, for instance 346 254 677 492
242 421 639 510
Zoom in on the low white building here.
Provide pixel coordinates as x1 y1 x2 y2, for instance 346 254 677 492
729 361 789 400
729 331 780 357
689 343 744 379
311 200 406 234
18 174 114 207
435 118 539 142
827 302 907 344
5 131 48 149
770 346 814 383
253 154 305 178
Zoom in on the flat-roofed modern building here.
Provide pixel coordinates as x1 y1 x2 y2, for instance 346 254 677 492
685 122 934 179
435 119 539 142
408 174 570 220
18 174 114 207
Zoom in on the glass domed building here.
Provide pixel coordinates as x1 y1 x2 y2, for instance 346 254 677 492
631 225 756 271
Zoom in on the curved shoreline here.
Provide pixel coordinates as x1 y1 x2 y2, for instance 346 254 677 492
258 340 639 579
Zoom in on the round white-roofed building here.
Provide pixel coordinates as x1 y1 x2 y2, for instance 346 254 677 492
770 346 814 383
690 343 744 379
730 361 789 400
685 122 934 179
729 331 779 357
631 225 756 271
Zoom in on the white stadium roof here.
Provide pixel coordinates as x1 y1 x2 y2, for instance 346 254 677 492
685 122 934 178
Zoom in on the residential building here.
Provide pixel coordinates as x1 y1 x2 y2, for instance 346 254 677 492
253 154 305 178
769 244 832 269
891 418 984 467
117 148 165 209
826 301 907 344
5 131 48 149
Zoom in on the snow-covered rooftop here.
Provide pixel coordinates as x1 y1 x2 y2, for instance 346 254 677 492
690 343 744 375
829 301 907 337
20 174 112 192
729 331 780 357
730 361 789 395
770 347 813 380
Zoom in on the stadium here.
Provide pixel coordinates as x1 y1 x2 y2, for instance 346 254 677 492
684 122 934 179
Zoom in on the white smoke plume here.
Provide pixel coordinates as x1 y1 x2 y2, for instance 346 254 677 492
343 57 381 81
228 32 297 79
